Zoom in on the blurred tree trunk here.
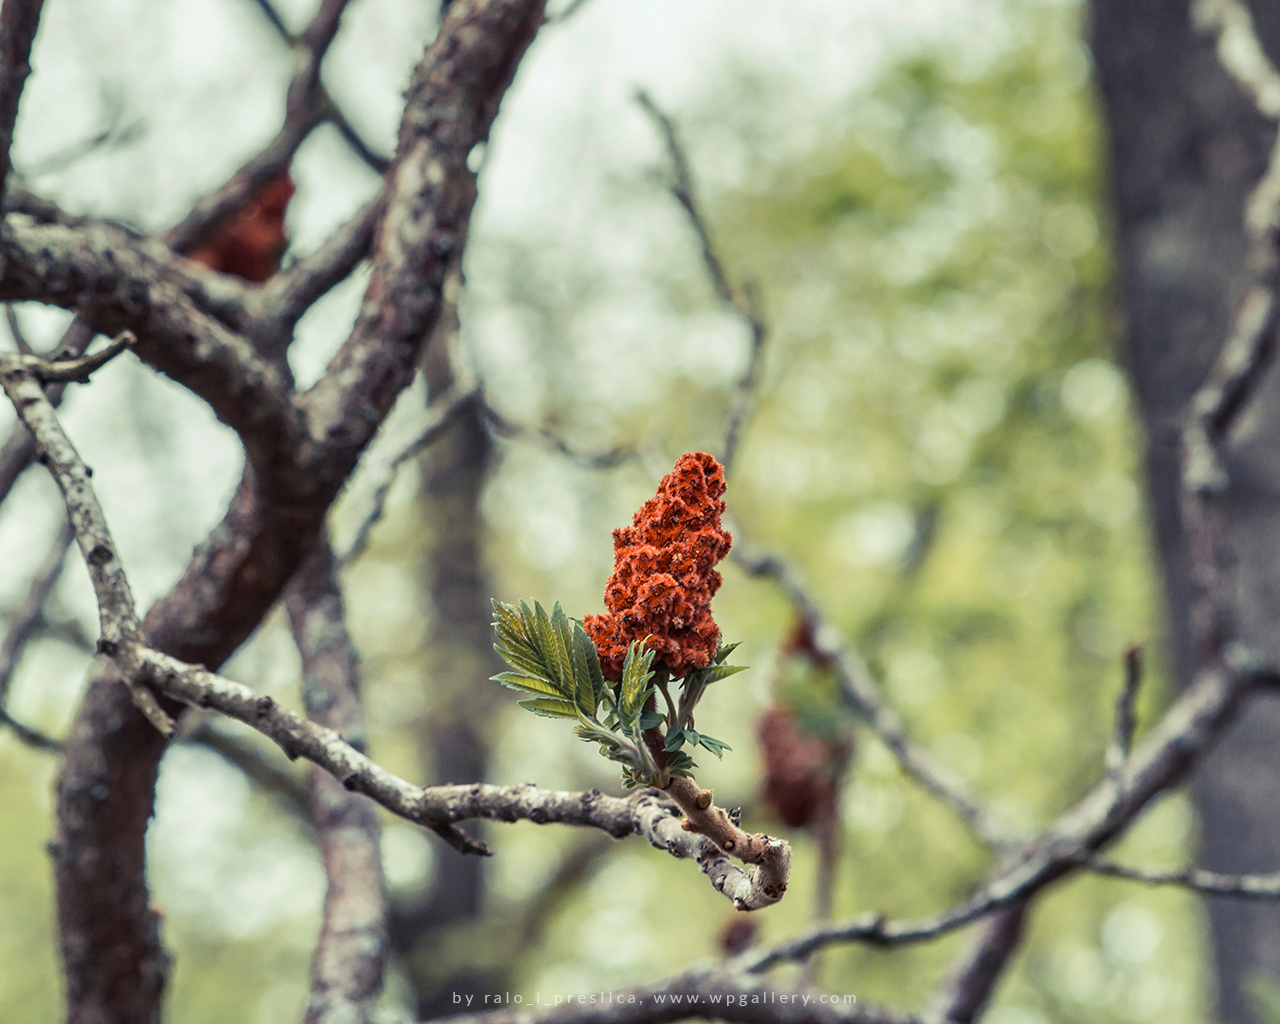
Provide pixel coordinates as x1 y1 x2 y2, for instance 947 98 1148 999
391 278 507 1018
1091 2 1280 1020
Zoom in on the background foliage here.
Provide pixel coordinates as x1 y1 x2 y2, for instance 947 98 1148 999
0 0 1210 1021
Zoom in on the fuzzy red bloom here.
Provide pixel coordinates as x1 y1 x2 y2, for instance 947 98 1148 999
583 451 732 681
190 175 295 283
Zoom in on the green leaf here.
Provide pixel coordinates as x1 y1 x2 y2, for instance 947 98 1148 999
535 601 572 693
665 748 698 778
638 710 666 730
572 622 607 715
518 698 579 719
697 733 733 758
620 639 656 721
714 642 741 664
491 671 567 698
664 728 686 752
702 664 749 684
569 621 601 719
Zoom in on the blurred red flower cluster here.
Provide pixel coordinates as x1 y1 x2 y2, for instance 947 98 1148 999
190 175 295 283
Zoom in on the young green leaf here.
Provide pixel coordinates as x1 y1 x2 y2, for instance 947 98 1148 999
697 733 733 758
518 698 579 719
491 671 568 699
572 622 607 715
638 710 666 731
619 639 656 722
714 641 741 664
664 727 686 752
702 664 749 684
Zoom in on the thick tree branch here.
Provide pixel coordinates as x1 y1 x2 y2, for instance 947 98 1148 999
0 0 45 207
47 8 542 1020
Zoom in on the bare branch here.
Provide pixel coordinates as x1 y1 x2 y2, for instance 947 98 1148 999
924 903 1027 1024
0 518 72 709
0 344 173 734
739 654 1274 971
0 0 46 207
635 89 767 474
480 396 646 469
252 193 385 338
245 0 391 175
733 538 1013 848
338 385 477 565
1083 857 1280 898
163 0 356 255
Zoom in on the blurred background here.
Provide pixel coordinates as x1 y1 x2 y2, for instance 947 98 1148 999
0 0 1205 1021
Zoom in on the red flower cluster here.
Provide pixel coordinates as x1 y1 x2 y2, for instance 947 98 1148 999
583 452 732 681
190 175 295 283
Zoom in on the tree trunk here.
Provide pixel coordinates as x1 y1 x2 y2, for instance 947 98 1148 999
1090 2 1280 1020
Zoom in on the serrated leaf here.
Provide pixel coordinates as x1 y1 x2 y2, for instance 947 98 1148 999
572 623 607 715
518 698 579 719
702 664 749 684
714 642 741 664
569 623 597 719
492 642 551 681
664 728 686 752
638 710 665 730
493 671 573 698
534 601 572 693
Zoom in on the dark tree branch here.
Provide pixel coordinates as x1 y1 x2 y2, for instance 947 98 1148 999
46 7 545 1021
339 384 478 565
0 0 45 208
245 0 392 175
0 517 72 709
1106 645 1143 780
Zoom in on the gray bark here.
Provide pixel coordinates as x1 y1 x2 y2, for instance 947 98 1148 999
1090 1 1280 1019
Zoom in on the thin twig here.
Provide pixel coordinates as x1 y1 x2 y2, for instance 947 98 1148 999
1106 644 1143 779
0 341 174 735
635 89 767 474
244 0 391 175
338 386 477 566
733 537 1014 848
0 518 72 708
1083 856 1280 898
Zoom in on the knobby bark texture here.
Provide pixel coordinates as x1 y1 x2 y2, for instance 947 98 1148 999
46 2 547 1021
1091 1 1280 1019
